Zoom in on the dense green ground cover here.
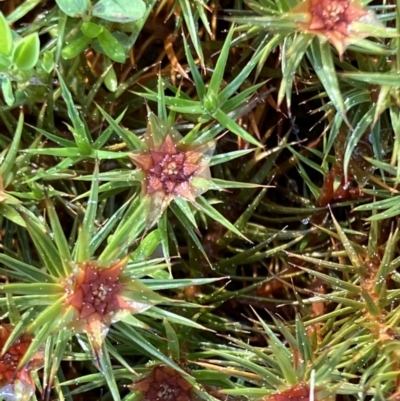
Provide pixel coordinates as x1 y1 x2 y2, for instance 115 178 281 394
0 0 400 400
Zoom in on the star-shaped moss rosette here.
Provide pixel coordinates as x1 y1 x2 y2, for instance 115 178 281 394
289 0 383 56
129 113 215 229
130 365 194 401
62 258 164 352
199 310 355 400
0 325 43 401
0 191 223 395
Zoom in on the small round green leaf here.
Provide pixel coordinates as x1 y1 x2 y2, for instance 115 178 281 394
1 76 14 106
13 33 40 70
62 35 91 59
41 51 55 73
0 12 13 57
55 0 89 18
92 0 146 23
97 29 126 63
81 21 103 39
104 66 118 92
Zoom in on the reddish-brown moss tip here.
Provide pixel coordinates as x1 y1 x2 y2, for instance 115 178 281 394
130 365 193 401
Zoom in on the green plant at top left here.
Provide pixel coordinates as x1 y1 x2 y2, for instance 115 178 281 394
0 12 51 106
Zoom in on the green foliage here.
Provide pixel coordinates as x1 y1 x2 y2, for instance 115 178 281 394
0 12 41 105
1 0 400 400
92 0 146 23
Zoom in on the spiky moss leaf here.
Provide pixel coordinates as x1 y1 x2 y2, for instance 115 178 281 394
0 111 23 180
218 35 271 103
343 106 375 180
163 319 180 359
206 350 284 388
297 162 320 199
24 145 130 160
182 35 206 100
0 310 37 355
316 295 365 309
354 198 400 221
218 188 267 248
389 106 400 181
254 317 300 384
209 149 255 166
105 339 138 375
99 196 146 264
211 108 262 147
27 125 76 148
170 202 210 264
354 194 400 212
307 39 349 126
330 210 367 276
252 309 292 357
82 61 116 109
97 344 120 401
72 170 142 183
299 267 361 293
215 235 304 270
143 277 224 291
89 199 130 255
289 145 326 175
121 314 152 330
24 156 83 183
96 105 145 151
196 196 249 242
145 309 211 332
129 230 161 262
221 81 266 114
157 213 172 275
75 161 99 262
0 204 25 226
341 71 400 86
23 215 65 278
126 261 169 281
93 111 124 149
278 33 313 111
114 322 191 381
42 330 70 395
0 283 63 295
18 299 68 368
205 27 234 110
373 228 399 299
217 334 291 379
286 252 356 273
238 134 289 204
195 178 263 190
45 197 72 277
156 74 167 121
178 0 204 67
295 316 313 365
58 74 92 153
